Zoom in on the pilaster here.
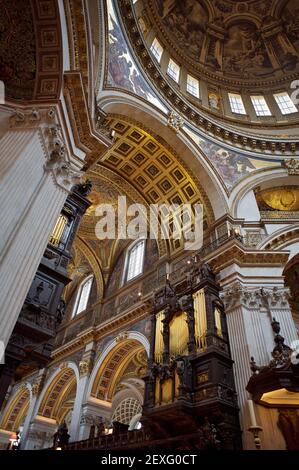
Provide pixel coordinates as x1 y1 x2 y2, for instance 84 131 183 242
221 281 296 449
0 105 86 350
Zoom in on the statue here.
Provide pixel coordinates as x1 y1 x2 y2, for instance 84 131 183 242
200 262 214 281
53 421 70 449
72 179 93 197
56 299 66 326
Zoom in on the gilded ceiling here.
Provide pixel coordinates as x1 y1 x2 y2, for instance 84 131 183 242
143 0 299 85
0 0 62 101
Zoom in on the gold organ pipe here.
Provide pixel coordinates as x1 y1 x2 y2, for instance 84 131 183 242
193 289 207 351
49 215 68 247
214 306 223 337
154 310 164 363
169 312 188 357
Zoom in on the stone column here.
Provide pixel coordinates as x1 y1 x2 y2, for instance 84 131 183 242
222 282 297 450
20 370 46 450
69 360 92 442
0 106 84 350
78 401 112 441
25 417 57 450
69 341 97 442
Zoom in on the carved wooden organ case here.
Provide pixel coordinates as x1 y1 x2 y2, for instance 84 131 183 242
142 262 242 449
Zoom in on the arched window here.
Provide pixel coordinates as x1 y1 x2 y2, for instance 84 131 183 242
72 275 93 317
123 239 145 283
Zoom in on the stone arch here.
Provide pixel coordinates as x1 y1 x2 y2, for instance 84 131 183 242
258 224 299 254
86 332 149 403
36 363 79 423
0 384 31 432
230 170 297 219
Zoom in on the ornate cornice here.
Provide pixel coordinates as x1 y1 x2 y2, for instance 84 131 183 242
63 72 111 169
202 239 289 273
221 283 291 311
117 0 299 157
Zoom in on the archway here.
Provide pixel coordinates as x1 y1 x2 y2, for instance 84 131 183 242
0 385 31 432
37 367 77 423
82 333 149 437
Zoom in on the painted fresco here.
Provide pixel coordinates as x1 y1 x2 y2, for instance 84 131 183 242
184 127 280 191
107 0 167 112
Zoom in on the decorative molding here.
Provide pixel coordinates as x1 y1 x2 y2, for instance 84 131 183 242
282 158 299 175
43 116 83 191
79 359 92 376
203 241 289 273
63 72 110 169
115 331 129 343
221 283 291 311
80 413 94 425
167 111 184 133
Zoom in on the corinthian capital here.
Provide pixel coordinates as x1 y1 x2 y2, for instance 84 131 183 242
9 107 56 129
43 122 83 191
221 283 290 311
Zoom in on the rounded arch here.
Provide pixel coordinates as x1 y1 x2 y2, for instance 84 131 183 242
223 14 262 29
229 169 297 218
86 332 149 402
259 224 299 254
99 92 226 219
75 237 104 298
0 383 31 432
35 362 79 423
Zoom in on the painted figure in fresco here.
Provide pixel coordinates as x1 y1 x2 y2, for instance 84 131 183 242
198 139 256 188
156 0 208 61
108 15 152 100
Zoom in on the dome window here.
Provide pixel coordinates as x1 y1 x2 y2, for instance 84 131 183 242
228 93 246 115
167 59 180 83
274 92 298 115
187 75 200 98
250 95 272 116
150 38 163 63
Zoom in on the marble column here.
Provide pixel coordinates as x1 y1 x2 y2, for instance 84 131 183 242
0 106 84 350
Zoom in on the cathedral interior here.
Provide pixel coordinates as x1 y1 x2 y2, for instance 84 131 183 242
1 0 299 452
